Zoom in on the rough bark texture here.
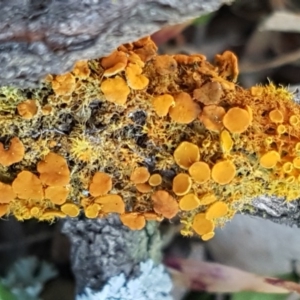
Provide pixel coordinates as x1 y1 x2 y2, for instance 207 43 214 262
0 0 227 88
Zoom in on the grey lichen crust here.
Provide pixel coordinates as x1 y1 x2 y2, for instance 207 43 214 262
0 0 227 88
62 215 164 295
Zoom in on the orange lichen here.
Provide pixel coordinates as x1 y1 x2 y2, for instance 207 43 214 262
174 141 200 169
41 104 53 116
37 152 70 186
153 55 177 75
206 201 228 219
0 137 25 167
151 190 178 219
133 37 158 62
44 186 69 205
260 151 280 169
277 124 286 135
199 193 217 205
30 207 40 217
215 51 239 82
130 167 150 184
282 162 293 173
17 100 38 119
188 161 211 184
269 109 283 123
41 210 67 220
125 63 149 90
179 194 201 211
173 173 192 196
152 94 174 117
100 76 130 105
0 204 9 218
95 194 125 214
169 92 200 124
148 174 162 187
128 52 145 68
290 115 299 126
143 211 163 221
223 107 251 134
0 182 15 204
101 50 128 77
120 212 146 230
293 157 300 169
51 73 76 96
84 203 101 219
211 160 236 185
220 130 233 153
193 82 222 105
199 105 226 132
60 203 80 217
192 213 215 236
12 171 43 200
136 183 152 193
201 232 215 241
89 172 112 197
72 61 90 79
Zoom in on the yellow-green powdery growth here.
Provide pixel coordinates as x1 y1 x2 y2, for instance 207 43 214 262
0 36 299 241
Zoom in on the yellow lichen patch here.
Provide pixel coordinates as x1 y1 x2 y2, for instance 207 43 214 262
199 105 226 132
223 107 251 134
215 50 239 82
211 160 236 185
72 60 90 79
260 151 280 169
199 193 217 205
12 171 44 200
125 63 149 90
206 201 228 219
130 167 150 184
220 130 233 153
17 100 38 120
0 137 25 167
0 204 9 218
151 190 178 219
44 186 69 205
193 82 222 105
169 92 200 124
152 94 174 117
30 207 40 217
84 203 101 219
282 162 293 173
51 73 76 96
60 203 80 217
293 157 300 169
174 141 200 169
201 232 215 241
148 174 162 187
153 55 177 75
40 210 67 220
136 183 152 193
189 161 211 184
289 115 299 127
100 76 130 105
192 213 215 236
179 194 201 211
120 212 146 230
277 124 286 135
0 182 15 204
37 152 70 186
95 194 125 214
172 173 192 196
269 109 283 123
89 172 112 197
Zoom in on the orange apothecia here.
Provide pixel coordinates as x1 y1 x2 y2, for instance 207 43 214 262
0 137 25 167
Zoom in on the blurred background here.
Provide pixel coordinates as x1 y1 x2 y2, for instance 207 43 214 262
2 0 300 299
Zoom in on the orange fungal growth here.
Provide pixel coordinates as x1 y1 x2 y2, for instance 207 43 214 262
95 194 125 214
17 100 38 119
192 213 215 236
125 63 149 90
199 193 217 205
0 182 15 204
84 203 101 219
12 171 44 200
211 160 236 185
120 212 146 230
169 92 200 124
260 151 280 169
100 76 130 105
215 50 239 82
290 115 299 126
199 105 226 132
193 81 222 105
188 161 211 184
37 152 70 186
179 194 201 211
220 130 233 153
151 190 178 219
173 173 192 196
148 174 162 187
174 141 200 169
52 73 76 96
269 109 283 123
130 167 150 184
0 137 25 167
206 201 228 219
136 183 152 193
89 172 112 197
152 94 174 117
223 107 251 134
61 203 80 217
153 55 177 75
44 186 69 205
201 232 215 241
72 61 90 79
